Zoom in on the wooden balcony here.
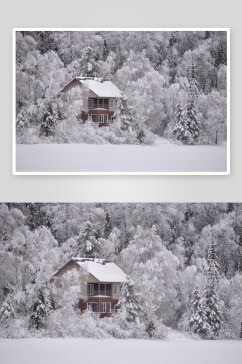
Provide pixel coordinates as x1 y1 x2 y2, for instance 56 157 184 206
89 98 109 110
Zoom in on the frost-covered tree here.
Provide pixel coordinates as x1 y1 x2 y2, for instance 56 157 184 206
114 92 135 131
0 294 16 327
30 289 51 330
173 101 191 143
205 286 222 338
207 239 221 287
205 239 222 338
189 287 209 337
186 99 200 143
16 107 29 135
78 46 99 77
118 276 142 323
76 221 101 258
116 50 165 124
40 101 59 137
186 62 200 143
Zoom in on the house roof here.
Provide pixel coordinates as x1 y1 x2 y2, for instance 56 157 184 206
78 78 122 98
73 257 126 283
59 77 122 98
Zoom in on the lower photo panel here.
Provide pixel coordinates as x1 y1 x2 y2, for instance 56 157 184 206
0 203 241 364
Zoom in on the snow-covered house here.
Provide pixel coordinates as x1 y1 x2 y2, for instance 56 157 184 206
52 257 126 318
58 77 122 127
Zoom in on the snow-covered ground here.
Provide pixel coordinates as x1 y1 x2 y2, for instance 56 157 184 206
0 331 240 364
15 139 227 173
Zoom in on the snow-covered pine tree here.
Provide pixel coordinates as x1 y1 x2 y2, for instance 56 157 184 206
205 285 222 338
114 92 135 131
0 294 16 327
186 99 200 143
102 39 109 61
189 287 209 337
173 101 191 143
40 101 59 137
78 46 100 77
30 290 51 330
207 239 221 287
186 62 200 143
205 239 222 338
118 275 142 323
104 211 112 239
76 221 101 258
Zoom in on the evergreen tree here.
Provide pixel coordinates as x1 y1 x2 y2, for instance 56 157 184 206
205 239 222 338
114 92 135 131
207 239 221 287
118 276 142 323
40 101 59 137
205 286 222 338
79 47 100 77
186 62 200 143
0 294 16 327
102 39 109 61
30 290 51 330
76 221 101 258
173 101 191 143
189 287 209 337
186 100 200 143
104 211 112 239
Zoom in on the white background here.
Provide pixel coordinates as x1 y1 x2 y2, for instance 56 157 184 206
0 0 240 203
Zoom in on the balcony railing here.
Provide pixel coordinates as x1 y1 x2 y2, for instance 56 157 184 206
99 289 112 296
90 104 109 110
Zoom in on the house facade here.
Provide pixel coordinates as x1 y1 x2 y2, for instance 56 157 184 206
52 257 126 318
58 77 122 127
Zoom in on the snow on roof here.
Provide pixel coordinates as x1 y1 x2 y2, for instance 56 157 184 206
72 258 126 283
77 78 122 98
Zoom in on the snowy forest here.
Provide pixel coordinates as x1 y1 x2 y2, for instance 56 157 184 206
0 202 241 339
15 30 227 146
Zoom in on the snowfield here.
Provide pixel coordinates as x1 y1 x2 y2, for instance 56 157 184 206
0 332 240 364
15 139 227 173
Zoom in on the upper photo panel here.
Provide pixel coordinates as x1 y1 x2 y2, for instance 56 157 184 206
13 29 229 175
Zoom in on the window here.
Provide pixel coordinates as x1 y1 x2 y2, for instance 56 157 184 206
110 99 114 108
107 302 111 313
101 302 106 313
100 114 104 123
87 302 98 312
114 284 118 295
88 284 94 295
89 99 94 108
88 114 97 123
105 114 108 123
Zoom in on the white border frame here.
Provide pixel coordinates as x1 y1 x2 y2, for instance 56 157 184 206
12 28 230 175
